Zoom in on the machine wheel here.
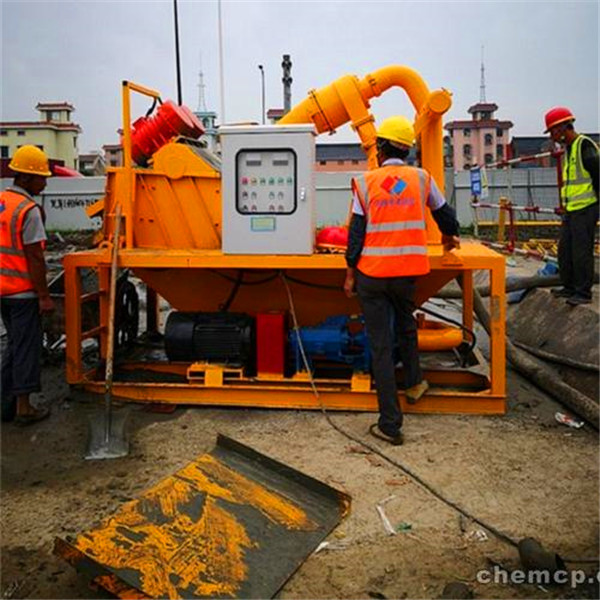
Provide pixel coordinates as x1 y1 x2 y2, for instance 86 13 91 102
115 279 139 349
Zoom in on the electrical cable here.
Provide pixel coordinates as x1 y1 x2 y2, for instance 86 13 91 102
279 272 597 563
283 273 342 291
219 269 244 312
210 269 279 286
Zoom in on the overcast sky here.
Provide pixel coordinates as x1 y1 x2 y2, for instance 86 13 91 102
1 0 598 153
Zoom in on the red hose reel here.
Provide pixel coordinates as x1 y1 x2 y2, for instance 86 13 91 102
128 101 205 165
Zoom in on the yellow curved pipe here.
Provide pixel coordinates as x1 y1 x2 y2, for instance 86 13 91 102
417 320 463 352
279 65 452 242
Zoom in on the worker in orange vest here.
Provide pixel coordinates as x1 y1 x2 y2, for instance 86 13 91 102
1 145 55 424
344 116 459 445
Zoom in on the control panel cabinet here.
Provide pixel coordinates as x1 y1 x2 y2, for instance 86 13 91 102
220 124 316 254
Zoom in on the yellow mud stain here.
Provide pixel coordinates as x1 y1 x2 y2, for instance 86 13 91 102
180 455 317 531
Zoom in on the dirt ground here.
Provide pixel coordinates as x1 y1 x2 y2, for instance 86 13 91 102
1 363 598 599
1 253 599 600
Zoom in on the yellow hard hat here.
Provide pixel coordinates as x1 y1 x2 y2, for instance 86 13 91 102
9 145 52 177
376 116 415 148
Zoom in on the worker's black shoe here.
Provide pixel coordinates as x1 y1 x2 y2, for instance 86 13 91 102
566 295 592 306
551 288 573 298
369 423 403 446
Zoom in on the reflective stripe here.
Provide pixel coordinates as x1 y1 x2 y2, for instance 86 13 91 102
9 199 32 249
565 177 591 186
0 246 25 256
0 267 31 279
566 190 597 202
361 245 427 256
417 169 427 210
366 219 425 233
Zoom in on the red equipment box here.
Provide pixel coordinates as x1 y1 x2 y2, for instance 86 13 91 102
256 312 287 376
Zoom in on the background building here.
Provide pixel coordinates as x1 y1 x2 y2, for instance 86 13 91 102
79 152 106 176
103 144 123 167
445 102 513 170
0 102 81 169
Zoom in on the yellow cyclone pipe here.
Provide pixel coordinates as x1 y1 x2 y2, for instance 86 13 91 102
279 65 452 242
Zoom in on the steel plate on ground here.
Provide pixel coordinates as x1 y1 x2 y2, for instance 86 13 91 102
54 434 350 599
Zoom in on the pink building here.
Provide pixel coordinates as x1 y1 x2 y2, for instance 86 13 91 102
445 102 513 170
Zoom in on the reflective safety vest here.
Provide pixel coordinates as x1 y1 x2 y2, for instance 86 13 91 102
353 165 430 278
0 189 37 295
562 135 599 212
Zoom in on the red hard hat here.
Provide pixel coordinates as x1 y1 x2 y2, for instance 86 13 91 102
544 107 575 133
316 226 348 249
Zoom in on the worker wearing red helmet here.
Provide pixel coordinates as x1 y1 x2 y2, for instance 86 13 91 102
544 107 599 305
343 116 460 446
1 146 55 424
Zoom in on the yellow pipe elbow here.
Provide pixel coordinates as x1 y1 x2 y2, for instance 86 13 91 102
358 65 430 110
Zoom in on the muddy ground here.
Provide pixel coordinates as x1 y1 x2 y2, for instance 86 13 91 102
1 251 599 600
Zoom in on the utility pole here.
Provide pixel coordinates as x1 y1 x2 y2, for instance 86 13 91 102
173 0 182 104
218 0 226 122
258 64 265 124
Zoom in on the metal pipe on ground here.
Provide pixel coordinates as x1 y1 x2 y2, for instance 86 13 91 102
470 286 599 430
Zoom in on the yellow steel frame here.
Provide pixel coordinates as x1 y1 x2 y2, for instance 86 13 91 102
63 243 506 414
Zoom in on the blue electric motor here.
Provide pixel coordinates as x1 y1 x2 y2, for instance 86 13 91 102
288 315 371 373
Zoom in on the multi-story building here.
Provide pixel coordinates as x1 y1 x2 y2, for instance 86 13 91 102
103 144 123 167
79 152 106 176
445 102 513 170
0 102 81 169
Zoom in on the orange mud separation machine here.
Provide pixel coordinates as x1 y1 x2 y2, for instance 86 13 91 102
64 66 506 414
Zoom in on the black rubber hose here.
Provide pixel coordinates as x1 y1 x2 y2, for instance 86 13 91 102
512 340 599 373
471 286 599 429
436 273 599 299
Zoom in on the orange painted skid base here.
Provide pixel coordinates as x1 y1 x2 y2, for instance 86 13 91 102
63 242 506 416
81 381 506 415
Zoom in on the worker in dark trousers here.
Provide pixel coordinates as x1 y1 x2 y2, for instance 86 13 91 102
344 116 460 445
544 107 599 306
1 145 55 424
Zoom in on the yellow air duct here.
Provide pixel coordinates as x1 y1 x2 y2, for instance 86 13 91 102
279 65 452 243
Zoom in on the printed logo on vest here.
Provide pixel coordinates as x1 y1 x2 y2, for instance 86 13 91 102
381 176 407 196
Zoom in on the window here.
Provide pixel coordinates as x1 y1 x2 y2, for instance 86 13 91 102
496 128 503 137
17 130 25 136
73 137 77 148
463 128 471 137
485 153 494 164
463 144 472 156
0 146 9 158
319 160 326 165
496 144 504 159
484 133 493 146
0 130 7 136
352 160 359 165
110 159 118 166
481 111 491 120
463 163 471 170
